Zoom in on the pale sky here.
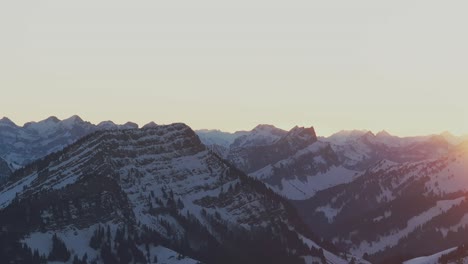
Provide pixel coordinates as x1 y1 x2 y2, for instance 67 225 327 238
0 0 467 136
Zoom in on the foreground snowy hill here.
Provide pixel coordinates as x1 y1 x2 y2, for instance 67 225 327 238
0 124 353 264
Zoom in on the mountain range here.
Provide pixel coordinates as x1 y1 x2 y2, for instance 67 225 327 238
198 124 468 263
0 115 467 264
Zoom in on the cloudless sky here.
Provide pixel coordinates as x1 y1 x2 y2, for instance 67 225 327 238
0 0 466 136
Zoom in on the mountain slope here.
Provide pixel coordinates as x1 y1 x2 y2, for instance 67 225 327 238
198 126 456 201
0 124 348 264
0 157 12 182
294 141 468 263
221 126 360 200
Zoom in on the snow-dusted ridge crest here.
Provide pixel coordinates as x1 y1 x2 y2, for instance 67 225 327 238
0 115 161 171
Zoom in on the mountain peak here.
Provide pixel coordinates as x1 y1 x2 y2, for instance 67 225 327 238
252 124 280 132
363 131 376 138
0 117 17 127
43 116 61 123
441 131 455 137
376 130 392 137
284 126 317 142
63 115 84 123
440 131 463 145
23 116 61 132
230 124 286 148
123 121 139 129
289 125 316 136
61 115 85 128
325 129 370 144
142 121 158 129
97 120 117 128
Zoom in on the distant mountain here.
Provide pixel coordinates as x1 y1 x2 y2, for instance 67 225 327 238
0 115 157 179
0 124 354 264
323 130 452 171
225 126 357 200
196 129 248 148
229 125 288 149
440 131 468 146
199 126 457 201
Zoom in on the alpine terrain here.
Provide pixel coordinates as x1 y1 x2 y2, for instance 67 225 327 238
0 123 359 264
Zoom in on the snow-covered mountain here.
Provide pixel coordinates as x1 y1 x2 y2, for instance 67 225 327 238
229 124 288 149
196 125 288 158
440 131 467 146
293 140 468 263
0 124 356 264
195 129 248 148
223 125 358 200
323 130 452 171
202 126 455 201
0 115 154 179
196 125 467 262
1 118 465 263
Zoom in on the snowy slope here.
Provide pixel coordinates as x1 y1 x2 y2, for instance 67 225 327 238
403 247 457 264
208 126 367 203
224 126 363 200
224 126 456 202
23 227 201 264
250 141 360 200
0 124 345 264
294 142 468 262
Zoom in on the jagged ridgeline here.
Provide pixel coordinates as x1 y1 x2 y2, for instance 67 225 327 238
0 123 326 264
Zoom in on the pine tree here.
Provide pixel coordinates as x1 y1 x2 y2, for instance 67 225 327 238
48 234 71 262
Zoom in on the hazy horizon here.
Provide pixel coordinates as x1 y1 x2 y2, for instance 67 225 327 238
1 1 467 136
